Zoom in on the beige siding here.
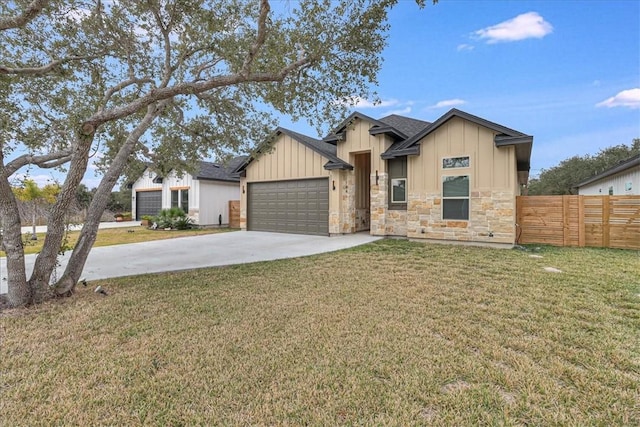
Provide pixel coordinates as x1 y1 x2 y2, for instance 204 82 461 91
245 134 329 182
409 117 517 193
337 118 393 174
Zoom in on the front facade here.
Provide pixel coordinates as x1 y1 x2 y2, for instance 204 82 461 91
576 154 640 196
131 157 245 225
237 109 533 244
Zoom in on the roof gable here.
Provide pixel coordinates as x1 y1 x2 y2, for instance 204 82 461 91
381 108 533 172
235 127 353 174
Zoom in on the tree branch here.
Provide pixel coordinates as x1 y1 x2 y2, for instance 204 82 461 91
0 54 101 76
0 0 49 31
100 77 155 111
240 0 270 78
3 150 73 177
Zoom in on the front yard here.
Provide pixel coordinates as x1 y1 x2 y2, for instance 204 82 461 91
1 240 638 425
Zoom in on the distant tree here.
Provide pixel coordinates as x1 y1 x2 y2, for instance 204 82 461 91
75 184 93 211
107 187 132 214
528 139 640 195
12 180 60 240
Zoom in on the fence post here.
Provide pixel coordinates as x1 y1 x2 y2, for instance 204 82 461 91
602 195 610 247
562 195 570 246
578 196 585 247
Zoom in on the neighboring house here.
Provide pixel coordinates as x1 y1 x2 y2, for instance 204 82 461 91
131 157 246 225
575 154 640 196
235 108 533 244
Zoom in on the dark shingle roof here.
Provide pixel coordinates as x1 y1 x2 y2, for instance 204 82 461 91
195 156 248 182
575 154 640 188
376 115 431 139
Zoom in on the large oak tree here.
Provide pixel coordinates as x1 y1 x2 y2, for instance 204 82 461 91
0 0 432 307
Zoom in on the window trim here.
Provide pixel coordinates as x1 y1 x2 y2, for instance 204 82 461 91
442 155 470 169
442 175 470 221
390 178 407 204
170 188 190 212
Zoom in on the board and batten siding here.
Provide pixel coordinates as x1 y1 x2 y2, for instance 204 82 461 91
408 117 516 193
163 171 195 210
578 165 640 196
131 169 163 219
245 134 330 182
197 180 241 225
337 118 393 174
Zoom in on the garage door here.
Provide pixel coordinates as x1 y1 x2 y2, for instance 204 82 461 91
248 178 329 236
136 190 162 220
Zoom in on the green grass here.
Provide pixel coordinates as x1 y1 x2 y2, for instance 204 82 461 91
2 226 234 256
2 240 639 425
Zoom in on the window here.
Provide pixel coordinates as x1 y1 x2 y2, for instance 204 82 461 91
442 175 469 220
171 189 189 213
388 157 407 208
443 156 470 169
391 178 407 203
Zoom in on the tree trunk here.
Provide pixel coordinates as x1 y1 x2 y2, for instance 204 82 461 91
55 105 162 294
28 132 94 301
0 174 30 307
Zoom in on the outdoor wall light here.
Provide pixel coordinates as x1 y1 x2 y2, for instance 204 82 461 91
242 185 245 194
332 180 336 191
375 170 379 186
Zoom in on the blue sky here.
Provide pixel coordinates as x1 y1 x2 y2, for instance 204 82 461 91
280 0 640 178
12 0 639 188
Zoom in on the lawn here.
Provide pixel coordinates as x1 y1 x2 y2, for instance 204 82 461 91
1 225 233 256
1 240 638 425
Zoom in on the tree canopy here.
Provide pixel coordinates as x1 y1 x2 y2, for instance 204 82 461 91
0 0 433 307
527 139 640 195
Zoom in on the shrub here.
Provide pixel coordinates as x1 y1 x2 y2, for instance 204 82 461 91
154 207 189 229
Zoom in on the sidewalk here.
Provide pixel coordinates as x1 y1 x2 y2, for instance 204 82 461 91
18 220 142 234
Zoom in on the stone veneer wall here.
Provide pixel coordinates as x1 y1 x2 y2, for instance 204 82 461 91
369 173 408 237
339 172 356 233
406 190 515 244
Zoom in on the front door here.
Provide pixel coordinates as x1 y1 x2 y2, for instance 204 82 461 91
354 153 371 231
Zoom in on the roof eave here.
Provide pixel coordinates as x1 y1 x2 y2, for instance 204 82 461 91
575 155 640 187
381 146 420 159
324 161 354 170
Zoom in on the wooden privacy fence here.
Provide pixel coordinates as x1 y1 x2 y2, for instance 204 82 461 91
516 195 640 250
229 200 240 228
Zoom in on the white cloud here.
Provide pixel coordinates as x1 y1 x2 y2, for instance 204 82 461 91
457 44 474 52
429 99 467 109
475 12 553 44
596 88 640 109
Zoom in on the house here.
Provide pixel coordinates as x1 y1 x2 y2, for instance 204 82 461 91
235 108 533 244
131 157 246 225
575 154 640 195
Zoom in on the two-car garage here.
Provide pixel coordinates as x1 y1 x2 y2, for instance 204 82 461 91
247 178 329 236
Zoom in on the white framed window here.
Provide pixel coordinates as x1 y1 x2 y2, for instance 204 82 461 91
442 175 469 220
443 156 470 169
391 178 407 203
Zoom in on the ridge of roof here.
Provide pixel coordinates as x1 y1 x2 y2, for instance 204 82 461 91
376 114 431 139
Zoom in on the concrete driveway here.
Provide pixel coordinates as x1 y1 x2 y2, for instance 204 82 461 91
0 231 381 293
